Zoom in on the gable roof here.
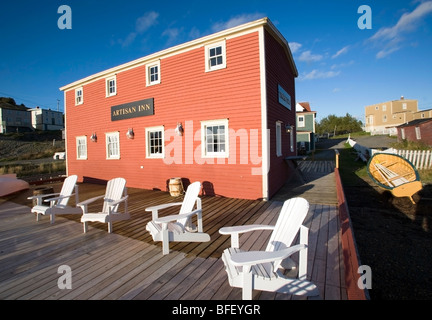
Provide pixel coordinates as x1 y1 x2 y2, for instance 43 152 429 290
60 17 297 92
397 118 432 128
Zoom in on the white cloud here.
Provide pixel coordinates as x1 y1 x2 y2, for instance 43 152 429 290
211 13 265 33
300 69 340 81
332 46 349 59
119 11 159 47
369 1 432 58
289 42 302 54
298 50 323 63
162 28 182 45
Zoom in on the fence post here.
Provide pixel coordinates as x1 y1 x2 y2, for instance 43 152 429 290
335 149 340 169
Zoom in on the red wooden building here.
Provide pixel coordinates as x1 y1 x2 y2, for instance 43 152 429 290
60 17 298 200
396 118 432 147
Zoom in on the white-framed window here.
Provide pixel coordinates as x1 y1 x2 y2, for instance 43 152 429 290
106 132 120 159
75 88 83 105
201 119 229 158
205 41 226 72
146 61 161 86
383 115 387 122
402 103 407 110
146 126 165 158
298 116 305 128
415 127 421 140
276 121 282 157
76 136 87 159
382 105 386 111
106 76 117 97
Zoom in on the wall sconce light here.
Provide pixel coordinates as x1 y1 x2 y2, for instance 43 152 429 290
175 122 184 136
126 128 135 139
285 125 292 133
90 133 97 142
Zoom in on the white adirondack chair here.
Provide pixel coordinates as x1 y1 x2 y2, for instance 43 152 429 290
145 181 210 255
27 175 81 224
78 177 129 233
219 197 319 300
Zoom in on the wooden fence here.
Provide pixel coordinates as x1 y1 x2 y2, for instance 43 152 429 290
346 137 432 170
371 148 432 170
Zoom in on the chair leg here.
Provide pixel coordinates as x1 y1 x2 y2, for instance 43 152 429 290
50 214 55 224
36 213 40 222
242 266 253 300
83 221 88 233
162 229 169 255
108 222 113 233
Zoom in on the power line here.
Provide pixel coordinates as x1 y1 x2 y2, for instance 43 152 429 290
0 91 61 110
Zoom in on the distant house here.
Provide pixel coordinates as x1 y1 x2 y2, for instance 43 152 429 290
364 96 427 135
296 102 317 154
29 107 64 131
396 118 432 146
0 103 32 133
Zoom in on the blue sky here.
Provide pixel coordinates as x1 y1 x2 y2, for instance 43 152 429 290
1 0 432 123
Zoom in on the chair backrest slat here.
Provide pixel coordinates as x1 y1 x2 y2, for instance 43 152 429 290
266 197 309 253
58 175 78 207
178 181 201 227
102 178 126 213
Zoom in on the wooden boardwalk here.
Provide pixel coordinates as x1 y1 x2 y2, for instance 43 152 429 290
0 160 355 301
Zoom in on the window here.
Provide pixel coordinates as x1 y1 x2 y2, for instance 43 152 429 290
146 126 164 158
415 127 421 140
382 105 386 111
401 128 405 140
106 132 120 159
106 76 117 97
298 116 305 128
205 41 226 72
276 122 282 157
147 61 161 86
383 115 387 122
201 119 229 158
76 136 87 160
402 103 407 110
75 88 83 105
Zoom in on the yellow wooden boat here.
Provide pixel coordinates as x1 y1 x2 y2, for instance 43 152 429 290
367 153 422 204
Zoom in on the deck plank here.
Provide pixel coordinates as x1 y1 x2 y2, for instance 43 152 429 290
0 160 351 301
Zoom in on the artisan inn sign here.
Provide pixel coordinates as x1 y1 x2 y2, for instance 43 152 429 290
111 98 154 121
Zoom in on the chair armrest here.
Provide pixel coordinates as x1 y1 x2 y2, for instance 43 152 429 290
107 195 128 208
27 193 59 200
230 244 307 267
219 225 274 249
43 193 74 203
145 202 183 220
77 195 104 207
145 202 183 212
219 224 274 235
154 209 201 224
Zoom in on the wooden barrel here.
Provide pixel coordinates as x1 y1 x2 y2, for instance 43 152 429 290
32 187 54 206
169 178 183 197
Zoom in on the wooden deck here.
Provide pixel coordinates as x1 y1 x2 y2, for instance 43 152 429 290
0 160 355 301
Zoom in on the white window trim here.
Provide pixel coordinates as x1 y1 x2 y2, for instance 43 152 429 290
415 127 421 140
105 131 120 159
205 40 227 72
201 119 229 158
146 126 165 159
146 61 161 86
75 88 83 106
298 116 305 128
106 76 117 97
276 121 282 157
76 136 87 160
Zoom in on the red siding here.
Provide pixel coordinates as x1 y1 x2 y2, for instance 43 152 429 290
66 32 265 199
264 30 297 198
398 120 432 146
